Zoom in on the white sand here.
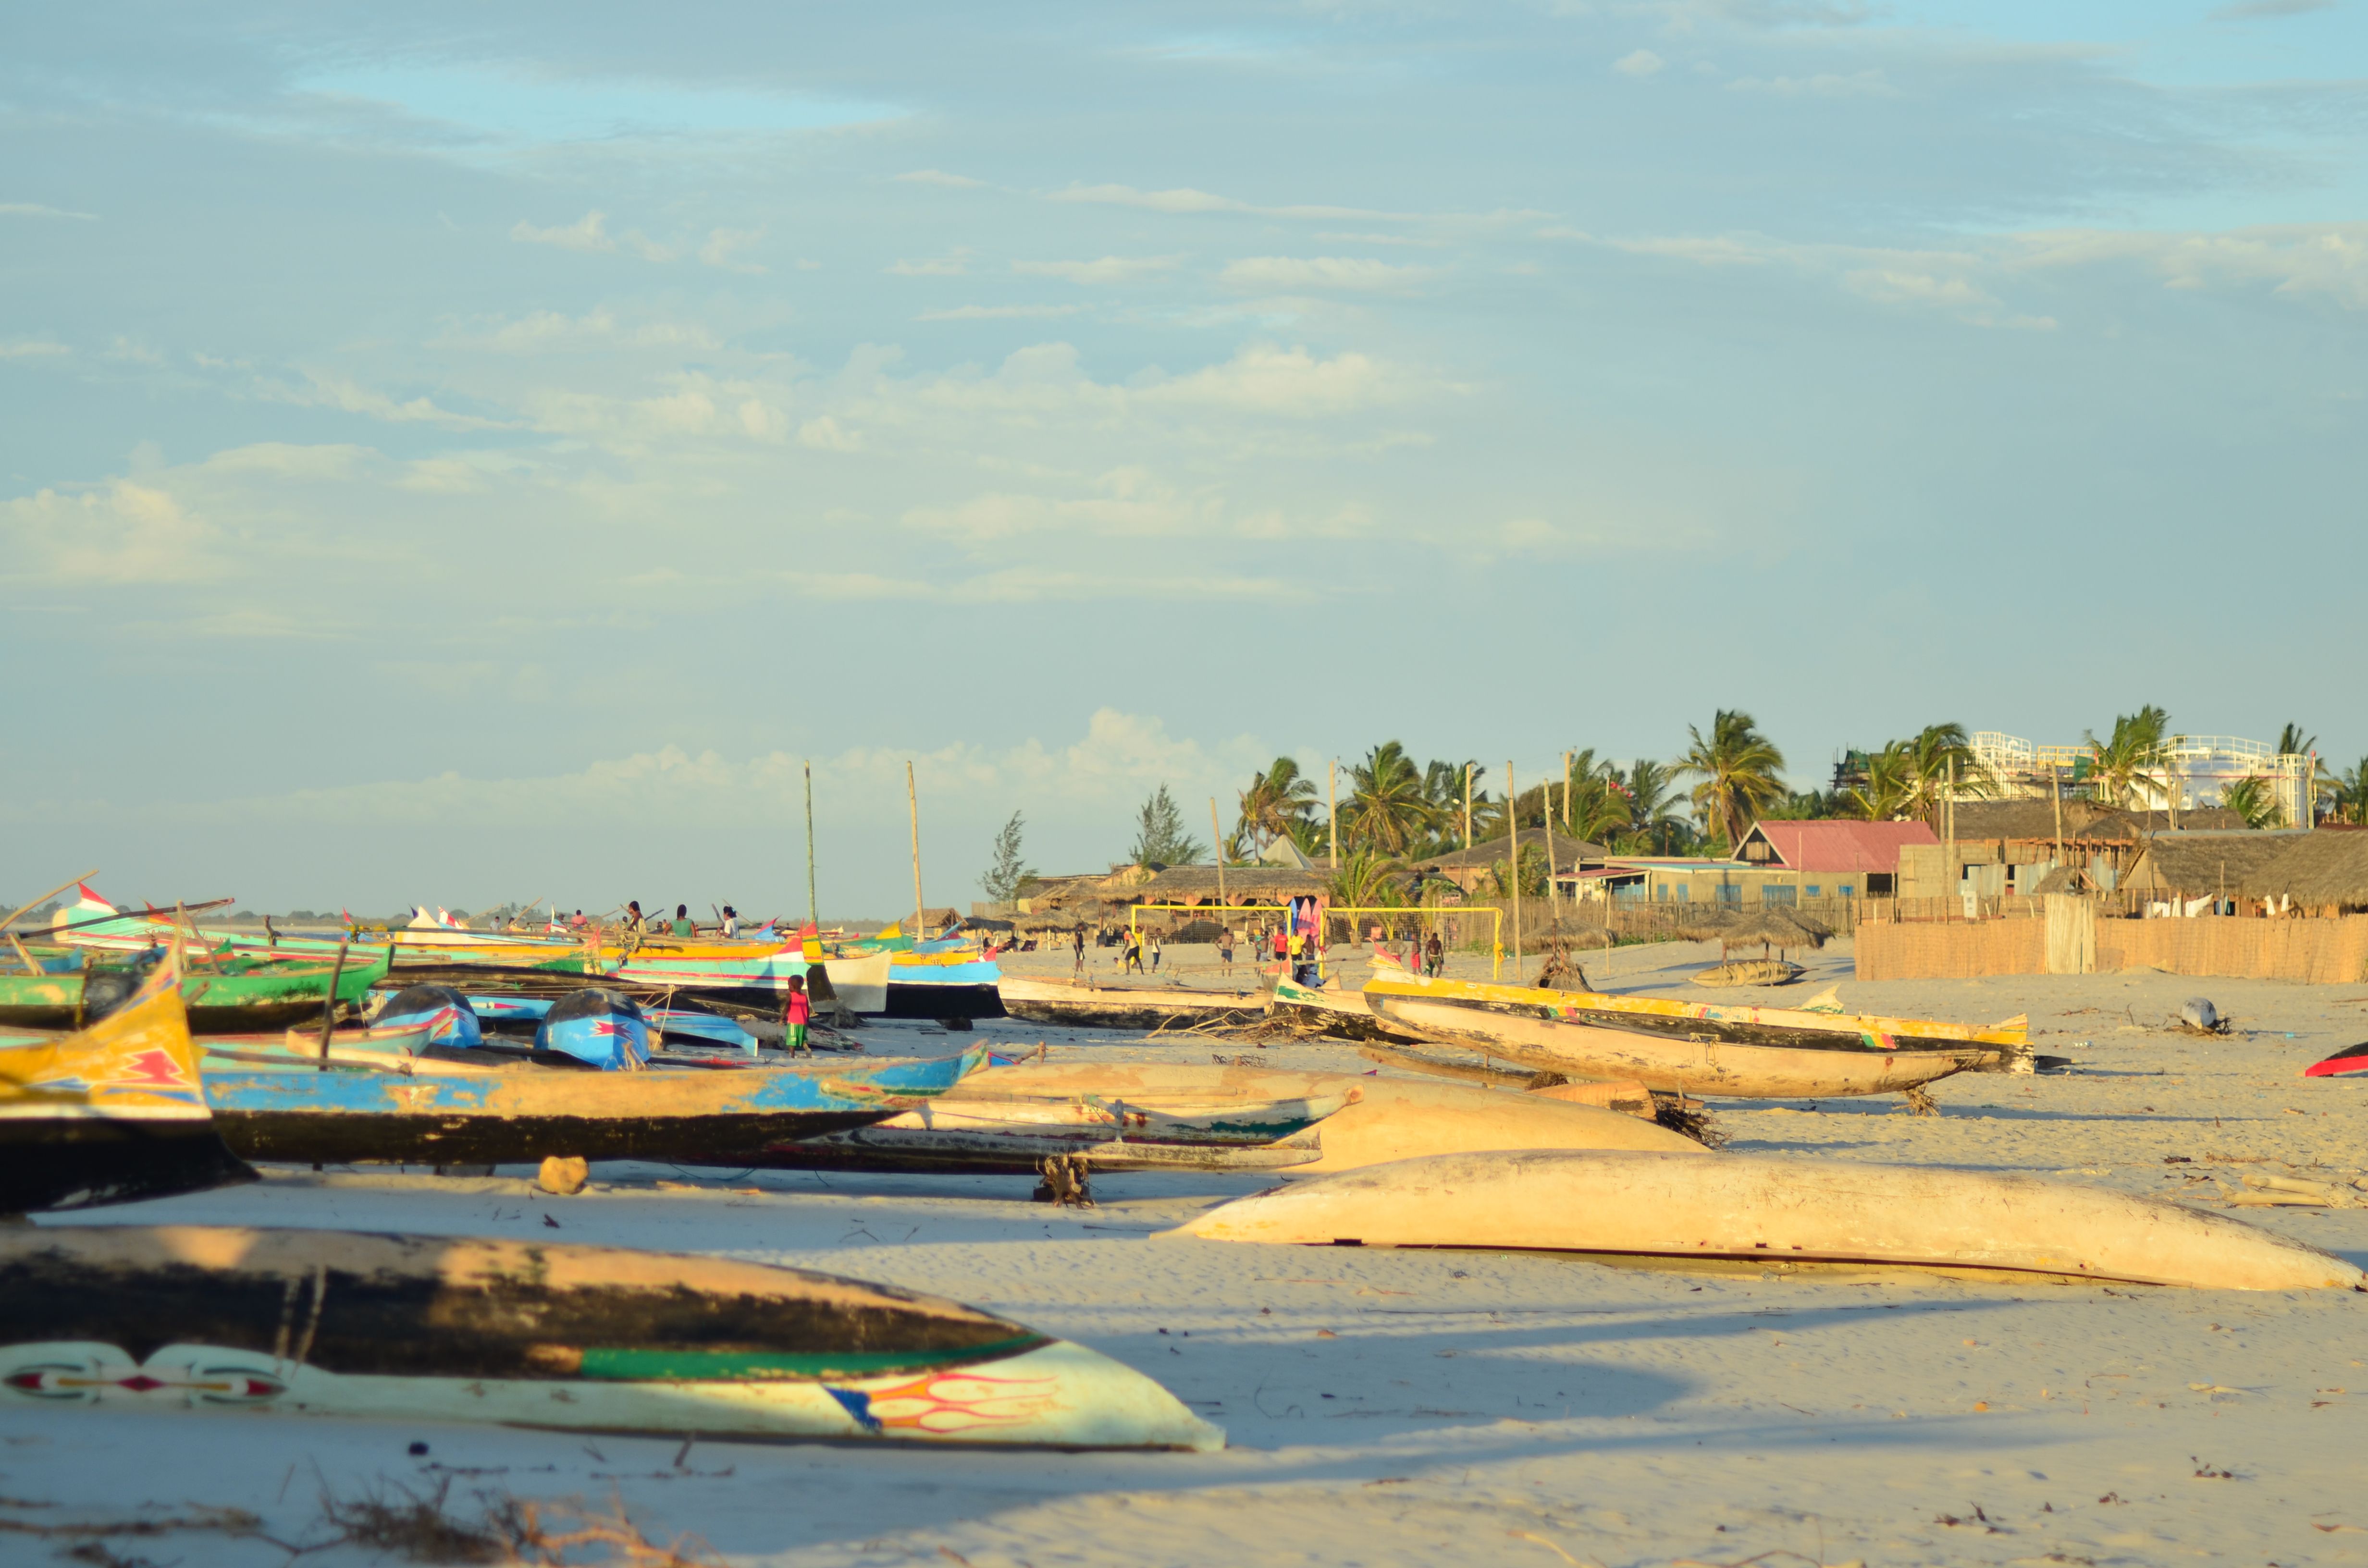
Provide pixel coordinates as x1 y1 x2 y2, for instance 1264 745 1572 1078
9 938 2368 1565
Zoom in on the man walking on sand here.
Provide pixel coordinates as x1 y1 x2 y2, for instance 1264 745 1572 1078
784 974 811 1054
1072 926 1085 978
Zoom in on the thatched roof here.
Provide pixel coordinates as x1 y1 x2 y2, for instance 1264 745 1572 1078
2076 808 2248 840
2255 832 2368 908
2130 833 2306 897
1129 865 1329 905
1412 831 1606 874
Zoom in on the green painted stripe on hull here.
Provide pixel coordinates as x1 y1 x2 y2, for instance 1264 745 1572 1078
578 1333 1050 1383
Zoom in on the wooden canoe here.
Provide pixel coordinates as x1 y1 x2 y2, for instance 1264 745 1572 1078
1364 989 1981 1099
0 952 391 1032
0 957 255 1213
1164 1149 2368 1291
199 1047 987 1166
806 1062 1700 1175
998 976 1270 1031
0 1225 1221 1449
1365 971 2027 1055
765 1069 1346 1174
1270 977 1437 1045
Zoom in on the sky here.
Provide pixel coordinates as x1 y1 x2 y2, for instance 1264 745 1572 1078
4 0 2365 919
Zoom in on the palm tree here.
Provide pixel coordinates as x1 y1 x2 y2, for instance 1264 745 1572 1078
1623 759 1687 853
1844 741 1915 821
1236 757 1320 853
1329 845 1406 909
2084 706 2173 810
1343 741 1436 856
1900 723 1986 824
2276 723 2316 758
1677 710 1788 850
2219 776 2283 829
2334 757 2368 825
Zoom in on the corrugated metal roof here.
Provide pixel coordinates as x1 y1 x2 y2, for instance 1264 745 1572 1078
1743 820 1938 873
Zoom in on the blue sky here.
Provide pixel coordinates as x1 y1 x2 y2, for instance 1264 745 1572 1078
5 1 2365 918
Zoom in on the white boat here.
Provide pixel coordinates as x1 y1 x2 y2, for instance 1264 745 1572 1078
1164 1150 2367 1290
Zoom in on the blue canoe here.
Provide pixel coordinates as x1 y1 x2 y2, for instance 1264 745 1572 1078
201 1046 986 1166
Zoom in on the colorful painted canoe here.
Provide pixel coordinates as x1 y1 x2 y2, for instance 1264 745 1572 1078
1163 1149 2368 1291
2302 1042 2368 1078
1271 977 1437 1045
1363 971 2027 1055
0 1226 1221 1448
0 958 254 1213
199 1046 987 1165
1358 983 1979 1099
0 952 390 1032
998 977 1269 1031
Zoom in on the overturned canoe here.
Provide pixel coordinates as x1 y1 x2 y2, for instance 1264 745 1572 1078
1366 971 2026 1056
826 1062 1699 1174
2302 1043 2368 1079
0 1225 1220 1449
767 1068 1344 1174
1362 987 1976 1099
0 957 255 1213
998 976 1269 1032
200 1047 986 1166
1164 1149 2367 1291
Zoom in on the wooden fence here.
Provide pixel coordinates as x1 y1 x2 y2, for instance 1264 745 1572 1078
1858 908 2368 984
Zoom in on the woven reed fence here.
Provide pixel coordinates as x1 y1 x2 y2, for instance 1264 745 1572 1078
1858 910 2368 984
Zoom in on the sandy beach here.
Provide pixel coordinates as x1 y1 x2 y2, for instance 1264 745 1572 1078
9 942 2365 1567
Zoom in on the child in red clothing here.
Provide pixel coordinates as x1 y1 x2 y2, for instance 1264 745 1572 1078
784 974 812 1053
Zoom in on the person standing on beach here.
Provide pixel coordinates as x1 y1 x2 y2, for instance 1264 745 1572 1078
1218 927 1234 975
1425 931 1444 978
784 974 811 1053
1072 926 1085 977
1149 932 1162 973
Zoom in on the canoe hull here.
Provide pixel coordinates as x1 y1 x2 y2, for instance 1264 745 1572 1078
1368 993 1975 1099
1165 1149 2368 1292
1270 979 1434 1045
0 1226 1221 1449
0 962 255 1213
201 1049 983 1166
998 977 1268 1031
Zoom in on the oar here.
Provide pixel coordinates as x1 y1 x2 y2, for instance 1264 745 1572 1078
315 933 353 1071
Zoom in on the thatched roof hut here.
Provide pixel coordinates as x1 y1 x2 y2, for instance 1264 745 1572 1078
1129 865 1329 907
2125 832 2305 899
2255 832 2368 912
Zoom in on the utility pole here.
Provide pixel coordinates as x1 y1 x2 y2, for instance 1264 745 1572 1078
1211 796 1228 906
1463 764 1474 854
1507 758 1521 978
906 761 925 937
1328 759 1340 872
803 761 817 933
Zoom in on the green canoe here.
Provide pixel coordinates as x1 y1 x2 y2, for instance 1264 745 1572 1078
0 953 391 1033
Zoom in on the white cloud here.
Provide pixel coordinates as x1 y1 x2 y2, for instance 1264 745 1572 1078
1725 69 1899 98
0 203 97 220
199 442 370 478
0 480 219 584
511 211 614 252
2211 0 2333 17
265 371 514 430
2010 223 2368 311
1137 343 1412 415
786 567 1307 604
916 303 1089 320
1218 256 1441 293
0 340 71 359
1616 50 1666 77
896 169 986 187
797 415 864 451
445 308 722 354
888 249 972 276
1012 255 1184 284
699 226 767 274
1047 183 1406 222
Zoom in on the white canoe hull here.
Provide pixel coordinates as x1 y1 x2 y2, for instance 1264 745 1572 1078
1367 993 1975 1099
1165 1150 2368 1291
